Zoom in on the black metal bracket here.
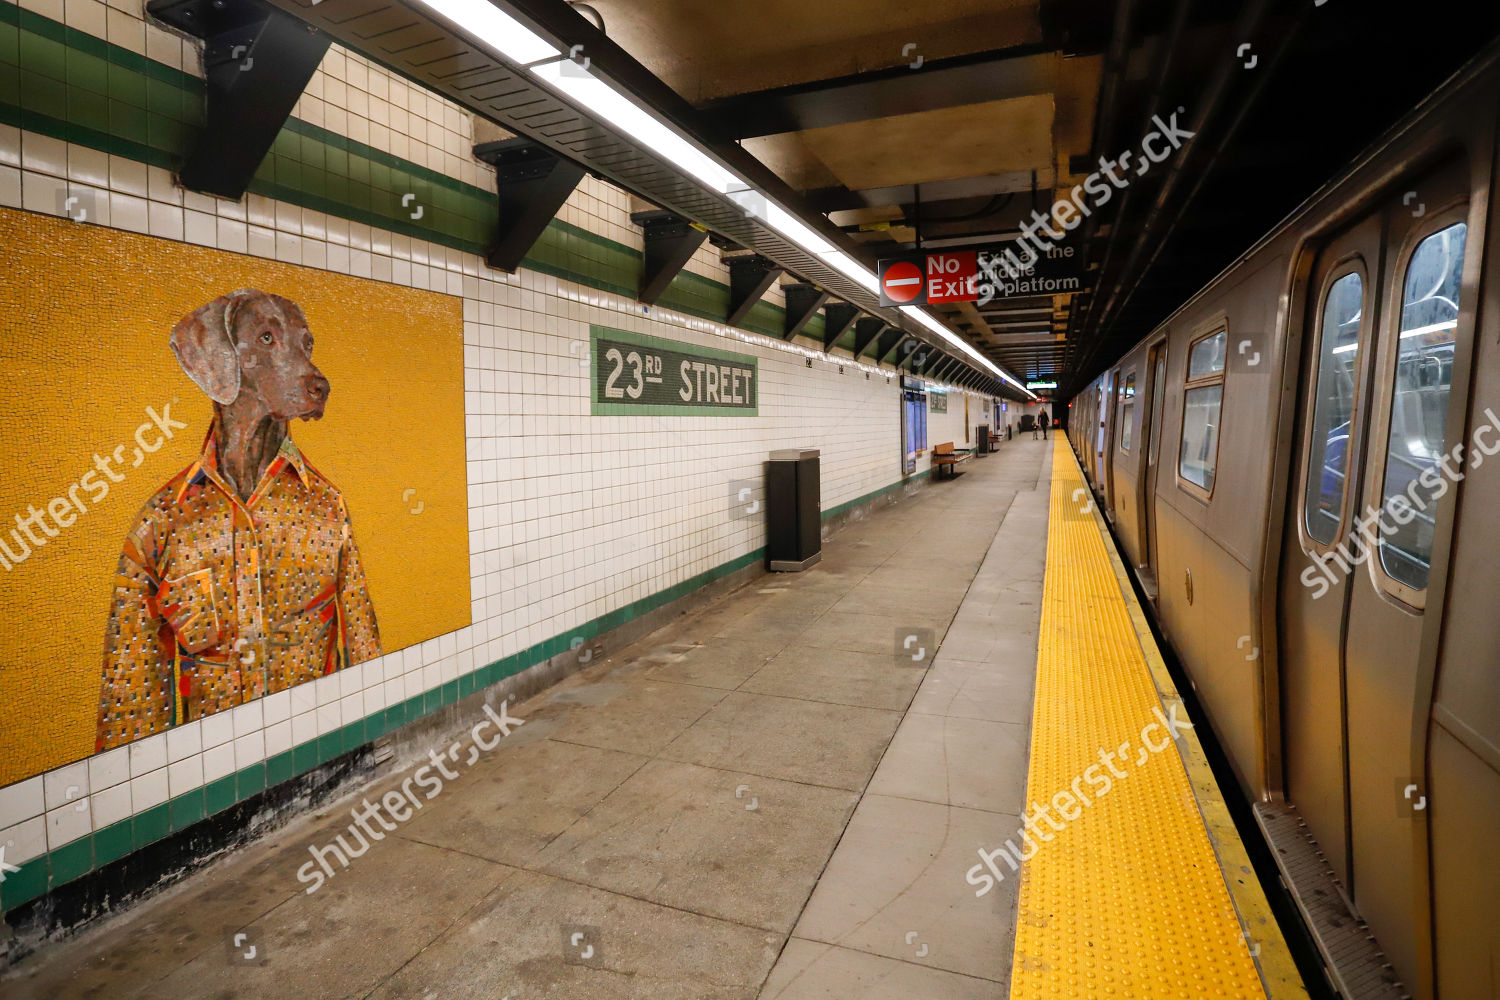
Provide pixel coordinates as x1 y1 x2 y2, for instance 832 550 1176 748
147 0 330 199
876 329 909 366
828 302 864 353
930 357 958 382
781 282 829 342
849 316 885 359
899 340 934 372
726 255 783 328
473 138 586 273
631 210 708 305
917 352 946 378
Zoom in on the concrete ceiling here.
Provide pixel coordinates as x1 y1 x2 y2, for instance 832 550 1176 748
796 95 1056 190
577 0 1042 101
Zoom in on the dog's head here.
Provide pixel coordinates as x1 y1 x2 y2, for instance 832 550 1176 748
169 290 330 421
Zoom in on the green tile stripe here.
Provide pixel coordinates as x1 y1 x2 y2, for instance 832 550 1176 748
0 6 838 345
0 467 930 914
822 468 931 521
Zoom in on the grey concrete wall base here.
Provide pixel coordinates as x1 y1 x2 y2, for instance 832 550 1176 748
820 474 932 538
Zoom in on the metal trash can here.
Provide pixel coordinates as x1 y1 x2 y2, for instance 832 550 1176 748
976 425 992 454
766 448 821 571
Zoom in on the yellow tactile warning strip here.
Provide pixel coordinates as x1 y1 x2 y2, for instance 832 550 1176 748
1005 439 1305 1000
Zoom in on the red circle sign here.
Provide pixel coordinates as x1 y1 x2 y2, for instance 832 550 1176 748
881 260 923 303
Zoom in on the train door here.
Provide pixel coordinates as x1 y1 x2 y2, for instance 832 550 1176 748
1279 164 1473 994
1102 368 1118 513
1095 376 1108 477
1277 218 1381 891
1139 338 1169 594
1342 173 1473 993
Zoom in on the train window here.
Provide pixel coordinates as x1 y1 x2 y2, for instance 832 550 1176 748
1187 330 1226 379
1377 221 1467 591
1120 373 1136 451
1304 271 1365 545
1179 329 1227 494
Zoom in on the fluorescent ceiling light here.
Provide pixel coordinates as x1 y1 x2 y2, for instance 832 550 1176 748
526 59 856 268
765 203 835 256
411 0 559 65
530 60 739 193
901 306 1036 399
816 250 880 293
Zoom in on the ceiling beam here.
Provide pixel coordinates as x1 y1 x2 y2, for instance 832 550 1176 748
696 45 1055 141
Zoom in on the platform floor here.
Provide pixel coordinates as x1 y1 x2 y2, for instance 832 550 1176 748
0 436 1301 1000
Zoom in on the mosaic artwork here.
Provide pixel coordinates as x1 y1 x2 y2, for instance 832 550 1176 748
96 291 382 750
0 208 470 785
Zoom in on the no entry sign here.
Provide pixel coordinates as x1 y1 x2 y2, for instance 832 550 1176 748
877 251 979 306
879 260 923 303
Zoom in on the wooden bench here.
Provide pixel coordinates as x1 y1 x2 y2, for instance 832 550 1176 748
931 442 973 480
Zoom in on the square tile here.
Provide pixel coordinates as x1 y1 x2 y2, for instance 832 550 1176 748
866 714 1029 815
740 645 924 712
0 815 47 864
201 710 234 750
203 742 236 783
534 759 857 932
130 768 168 813
661 692 900 791
546 679 725 756
90 782 132 830
0 776 44 829
791 794 1019 982
908 659 1035 726
129 734 167 777
167 755 204 797
760 939 1000 1000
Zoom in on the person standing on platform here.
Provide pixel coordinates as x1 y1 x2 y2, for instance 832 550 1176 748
1039 409 1050 439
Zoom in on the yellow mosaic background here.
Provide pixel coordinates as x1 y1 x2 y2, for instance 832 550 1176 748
0 207 471 787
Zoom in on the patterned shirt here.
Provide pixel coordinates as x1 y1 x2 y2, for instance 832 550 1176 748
97 430 380 750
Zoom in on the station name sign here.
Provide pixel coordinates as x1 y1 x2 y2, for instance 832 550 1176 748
878 243 1086 307
590 326 758 416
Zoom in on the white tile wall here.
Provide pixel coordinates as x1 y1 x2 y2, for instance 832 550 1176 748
0 0 1002 867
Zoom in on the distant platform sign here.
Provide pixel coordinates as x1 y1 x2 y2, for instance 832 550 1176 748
590 326 758 415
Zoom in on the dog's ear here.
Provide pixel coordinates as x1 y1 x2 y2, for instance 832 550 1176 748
169 294 241 404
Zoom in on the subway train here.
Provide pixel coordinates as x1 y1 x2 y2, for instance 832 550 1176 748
1066 39 1500 1000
